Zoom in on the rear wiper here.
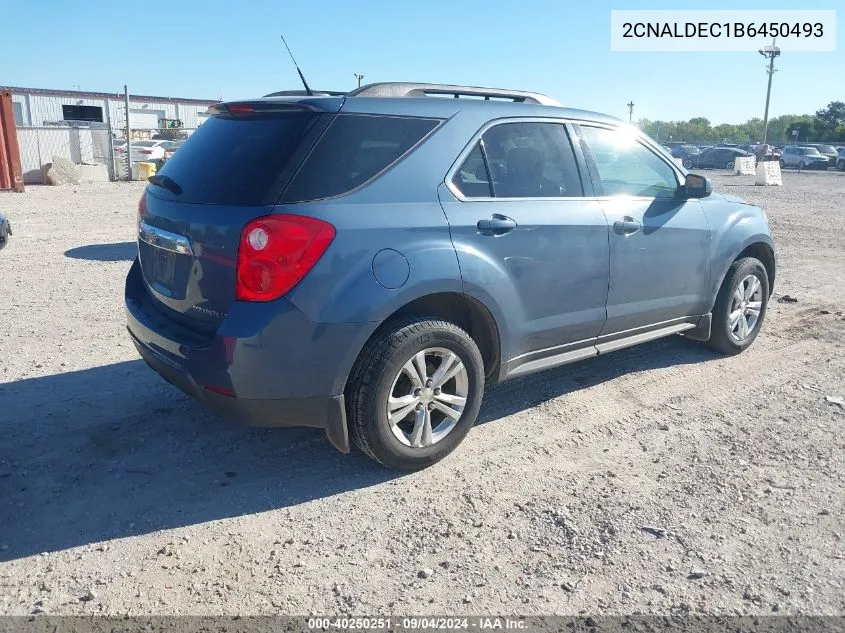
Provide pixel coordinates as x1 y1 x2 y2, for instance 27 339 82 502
148 174 183 195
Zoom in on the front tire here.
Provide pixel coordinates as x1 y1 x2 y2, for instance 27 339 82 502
347 318 485 470
707 257 769 355
726 160 735 171
683 158 693 169
779 159 786 169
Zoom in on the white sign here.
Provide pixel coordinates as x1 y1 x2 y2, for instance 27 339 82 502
734 156 756 175
611 10 837 52
755 161 783 186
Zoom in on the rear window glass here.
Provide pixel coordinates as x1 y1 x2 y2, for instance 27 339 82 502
280 114 440 202
156 113 321 205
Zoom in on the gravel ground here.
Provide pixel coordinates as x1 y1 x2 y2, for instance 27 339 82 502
0 172 843 617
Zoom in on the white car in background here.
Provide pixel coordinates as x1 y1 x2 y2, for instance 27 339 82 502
129 140 175 166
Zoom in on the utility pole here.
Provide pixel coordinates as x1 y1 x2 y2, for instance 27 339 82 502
627 101 635 124
354 73 365 88
759 38 780 146
124 84 132 181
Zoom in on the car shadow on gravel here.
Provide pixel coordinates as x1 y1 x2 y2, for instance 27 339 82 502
64 242 136 261
0 336 719 562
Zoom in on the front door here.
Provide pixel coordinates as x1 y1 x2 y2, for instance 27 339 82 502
439 120 609 365
576 124 711 337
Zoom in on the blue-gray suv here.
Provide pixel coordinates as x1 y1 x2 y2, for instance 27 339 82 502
125 82 776 470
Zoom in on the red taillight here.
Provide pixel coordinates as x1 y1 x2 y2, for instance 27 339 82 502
236 215 335 302
137 191 148 224
139 149 153 154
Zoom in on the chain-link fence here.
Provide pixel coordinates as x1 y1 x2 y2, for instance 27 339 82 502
16 123 201 184
16 125 116 184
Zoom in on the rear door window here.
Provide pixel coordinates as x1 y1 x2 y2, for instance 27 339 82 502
479 122 583 198
451 143 492 198
281 114 440 202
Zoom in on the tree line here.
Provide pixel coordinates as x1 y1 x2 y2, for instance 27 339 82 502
638 101 845 145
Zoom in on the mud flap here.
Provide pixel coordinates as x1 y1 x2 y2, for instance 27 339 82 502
324 394 350 453
681 313 712 342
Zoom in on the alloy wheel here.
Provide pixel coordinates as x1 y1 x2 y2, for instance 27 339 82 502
386 347 469 448
728 275 763 342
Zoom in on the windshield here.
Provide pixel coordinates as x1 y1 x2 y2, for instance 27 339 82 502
803 148 822 156
814 145 836 154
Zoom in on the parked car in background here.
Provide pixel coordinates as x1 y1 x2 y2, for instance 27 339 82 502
780 146 830 170
130 140 176 167
805 144 838 164
684 146 752 170
671 145 700 160
160 140 185 167
836 147 845 171
126 81 776 470
0 211 11 251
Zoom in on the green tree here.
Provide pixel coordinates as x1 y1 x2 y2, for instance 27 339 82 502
813 101 845 140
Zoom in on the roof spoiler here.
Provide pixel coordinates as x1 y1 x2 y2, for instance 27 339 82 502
347 82 561 106
263 90 347 97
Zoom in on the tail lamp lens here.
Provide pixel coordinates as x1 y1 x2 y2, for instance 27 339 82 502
236 215 335 302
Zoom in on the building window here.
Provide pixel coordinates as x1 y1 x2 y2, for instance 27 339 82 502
12 101 24 126
62 105 104 122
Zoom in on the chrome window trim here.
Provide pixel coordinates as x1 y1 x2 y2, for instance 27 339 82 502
445 117 684 203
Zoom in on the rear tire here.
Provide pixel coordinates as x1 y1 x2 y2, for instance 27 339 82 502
707 257 769 356
682 158 693 169
726 160 735 171
346 318 485 470
838 160 845 172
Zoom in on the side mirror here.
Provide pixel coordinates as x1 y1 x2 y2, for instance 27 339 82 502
683 173 712 198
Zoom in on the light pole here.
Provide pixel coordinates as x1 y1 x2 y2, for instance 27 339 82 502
354 73 365 88
759 38 780 146
627 101 635 123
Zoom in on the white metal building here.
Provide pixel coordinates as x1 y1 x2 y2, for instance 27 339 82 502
4 86 218 131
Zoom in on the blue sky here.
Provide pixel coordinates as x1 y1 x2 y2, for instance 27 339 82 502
3 0 841 123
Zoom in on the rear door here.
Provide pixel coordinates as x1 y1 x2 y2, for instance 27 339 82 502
576 124 711 337
439 119 609 365
136 104 336 333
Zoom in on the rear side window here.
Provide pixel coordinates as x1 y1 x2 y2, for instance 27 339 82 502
281 114 440 202
157 113 321 205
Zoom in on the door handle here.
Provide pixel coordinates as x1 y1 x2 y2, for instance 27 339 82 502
613 216 641 235
477 215 517 236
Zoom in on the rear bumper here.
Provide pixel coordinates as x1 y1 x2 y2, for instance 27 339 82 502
124 259 359 452
129 332 349 451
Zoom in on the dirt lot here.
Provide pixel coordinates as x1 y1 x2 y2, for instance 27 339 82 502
0 171 843 617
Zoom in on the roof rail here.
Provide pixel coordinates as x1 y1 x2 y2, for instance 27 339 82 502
263 89 347 97
348 82 560 106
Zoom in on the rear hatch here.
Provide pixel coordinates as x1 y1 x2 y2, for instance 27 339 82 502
136 100 339 334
